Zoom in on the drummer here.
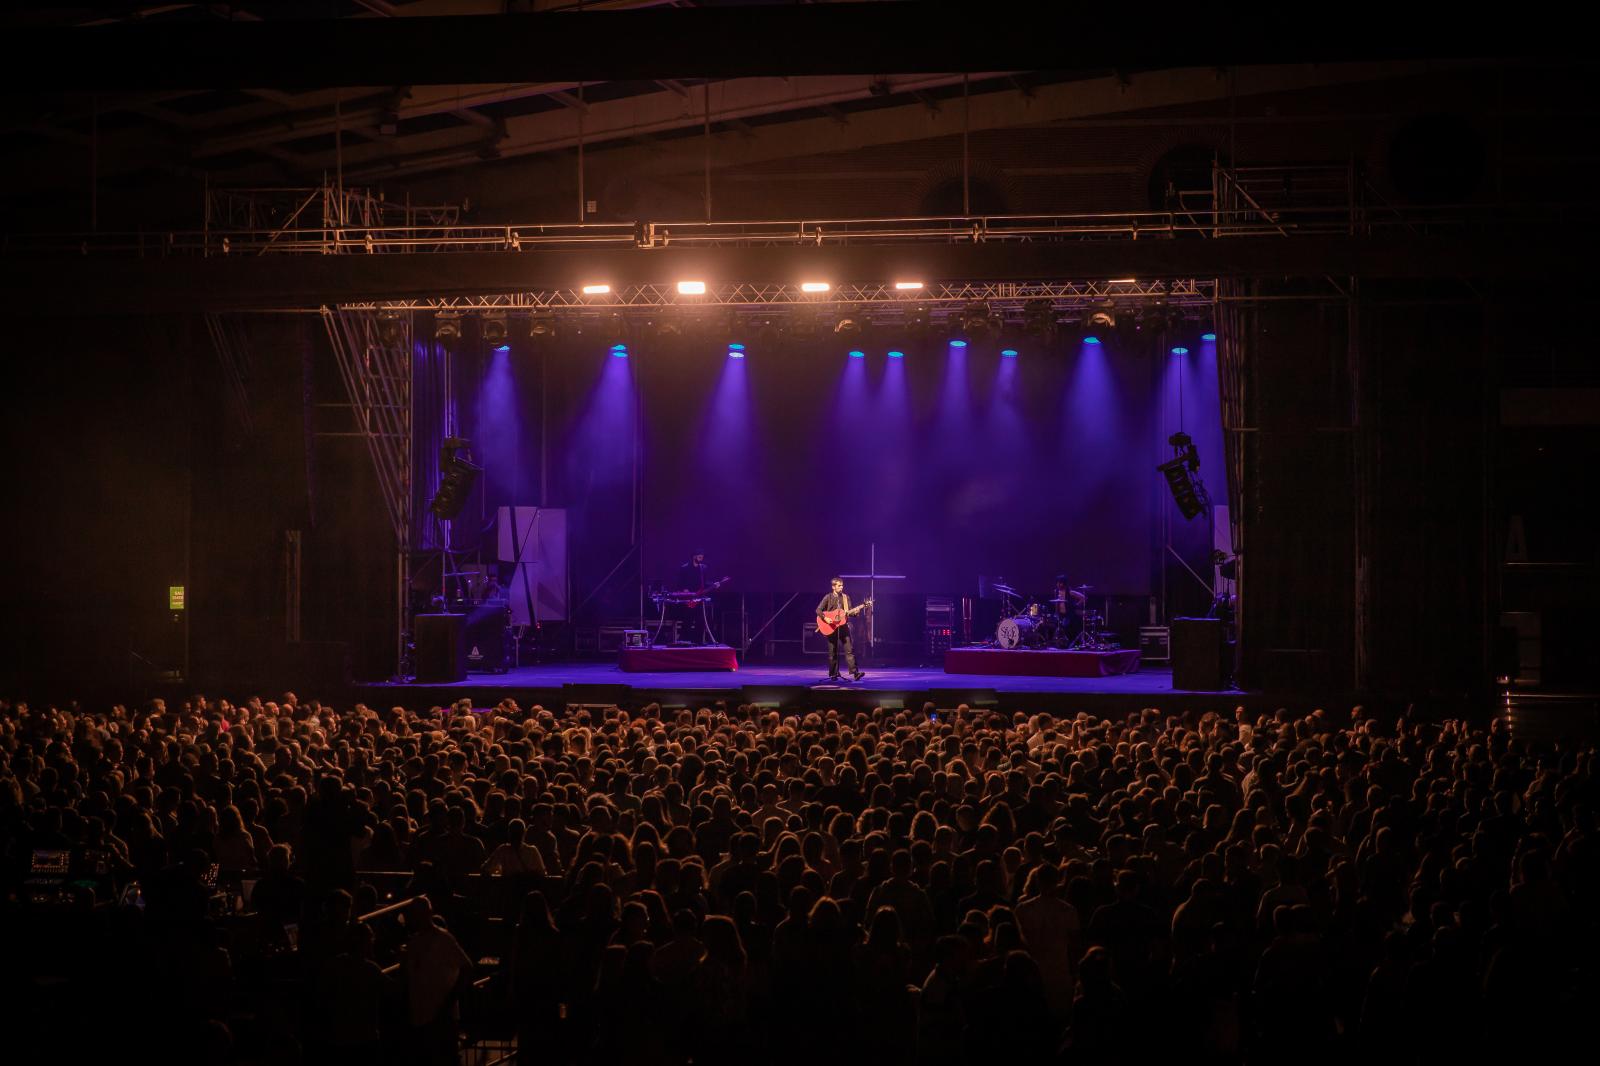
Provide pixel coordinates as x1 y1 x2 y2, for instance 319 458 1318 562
1051 575 1087 621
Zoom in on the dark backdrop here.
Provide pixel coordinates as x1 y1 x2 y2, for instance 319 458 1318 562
446 325 1227 631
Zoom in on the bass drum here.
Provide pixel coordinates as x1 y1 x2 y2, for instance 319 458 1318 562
996 616 1041 649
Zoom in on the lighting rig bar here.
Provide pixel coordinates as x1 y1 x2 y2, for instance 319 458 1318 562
339 278 1213 317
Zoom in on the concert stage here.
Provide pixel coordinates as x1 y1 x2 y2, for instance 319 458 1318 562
357 661 1261 715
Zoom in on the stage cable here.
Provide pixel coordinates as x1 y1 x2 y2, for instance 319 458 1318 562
962 73 971 216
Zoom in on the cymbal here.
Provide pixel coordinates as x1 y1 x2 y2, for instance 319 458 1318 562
1073 584 1093 590
991 582 1019 596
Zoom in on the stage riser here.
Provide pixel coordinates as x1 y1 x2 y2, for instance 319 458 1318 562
943 648 1142 677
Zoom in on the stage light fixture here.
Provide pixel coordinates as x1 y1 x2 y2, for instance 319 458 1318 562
1083 335 1102 345
906 304 930 337
677 280 706 295
434 314 461 344
1201 332 1217 341
581 284 611 295
482 314 510 349
1108 277 1137 284
790 309 819 340
728 343 746 359
1000 348 1018 358
895 281 924 291
1087 306 1116 329
611 343 629 358
378 311 407 346
834 310 863 336
1022 300 1055 338
848 349 866 359
961 301 996 336
949 339 968 348
887 349 905 358
1171 346 1189 356
801 281 831 293
527 311 557 338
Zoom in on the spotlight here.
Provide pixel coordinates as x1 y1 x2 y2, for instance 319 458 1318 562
906 304 930 337
961 301 995 337
434 313 461 344
887 349 905 358
677 280 707 295
801 281 830 293
611 343 629 359
1201 332 1217 341
894 281 924 291
1171 346 1189 356
1086 307 1116 329
581 283 611 296
378 311 407 346
1107 277 1137 284
848 349 866 359
1083 335 1102 345
950 339 968 348
1022 300 1055 339
1000 348 1018 358
482 314 509 349
834 308 863 336
728 343 745 359
528 311 557 338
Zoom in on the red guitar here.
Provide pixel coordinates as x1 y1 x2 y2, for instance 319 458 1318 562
816 598 873 636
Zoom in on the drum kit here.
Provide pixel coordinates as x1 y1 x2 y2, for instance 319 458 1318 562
990 582 1119 651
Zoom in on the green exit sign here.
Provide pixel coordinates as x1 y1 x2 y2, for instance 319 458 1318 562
169 586 186 610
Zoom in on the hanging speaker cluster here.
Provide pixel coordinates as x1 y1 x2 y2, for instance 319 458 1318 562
429 437 482 520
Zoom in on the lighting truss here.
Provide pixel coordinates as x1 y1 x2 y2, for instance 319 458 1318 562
320 307 412 671
339 278 1215 319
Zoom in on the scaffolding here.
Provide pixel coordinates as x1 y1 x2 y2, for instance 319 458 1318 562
320 307 413 675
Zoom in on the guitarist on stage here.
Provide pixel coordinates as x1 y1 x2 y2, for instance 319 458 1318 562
816 576 868 682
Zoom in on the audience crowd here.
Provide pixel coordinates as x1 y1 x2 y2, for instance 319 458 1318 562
1 693 1594 1065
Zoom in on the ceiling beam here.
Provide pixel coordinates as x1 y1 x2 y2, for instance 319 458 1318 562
353 60 1465 191
325 73 1014 181
190 82 584 159
2 4 1543 90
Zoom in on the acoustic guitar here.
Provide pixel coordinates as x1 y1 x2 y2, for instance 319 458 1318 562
816 598 873 636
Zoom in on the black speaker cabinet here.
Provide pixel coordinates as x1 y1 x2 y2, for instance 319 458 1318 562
465 603 510 673
415 613 467 683
1171 617 1225 691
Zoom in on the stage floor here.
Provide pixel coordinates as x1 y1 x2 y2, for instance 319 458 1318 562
358 661 1267 714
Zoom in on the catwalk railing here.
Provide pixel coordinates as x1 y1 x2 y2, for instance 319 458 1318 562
0 202 1548 260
